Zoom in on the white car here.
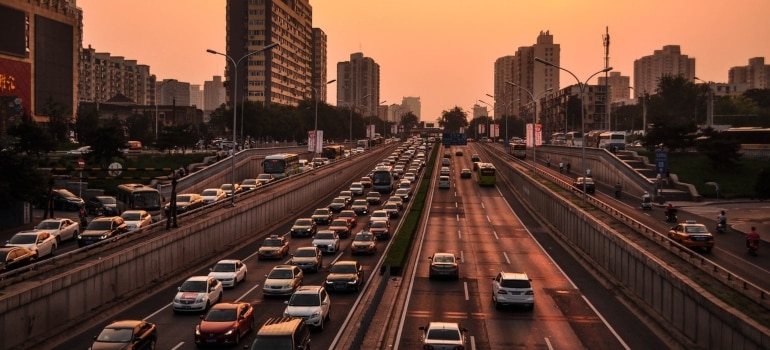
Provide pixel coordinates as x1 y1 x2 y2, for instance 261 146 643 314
120 210 153 231
370 209 389 222
200 188 227 204
172 276 223 313
263 265 304 297
33 218 79 242
6 230 57 258
349 182 364 196
66 145 91 155
419 322 468 350
403 172 417 182
312 230 340 254
492 271 534 309
283 285 331 330
208 259 247 288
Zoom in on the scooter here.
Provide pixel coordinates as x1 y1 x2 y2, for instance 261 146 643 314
665 209 678 223
641 197 652 210
716 220 727 234
747 238 759 256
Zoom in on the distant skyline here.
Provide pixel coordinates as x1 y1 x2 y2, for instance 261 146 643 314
78 0 770 123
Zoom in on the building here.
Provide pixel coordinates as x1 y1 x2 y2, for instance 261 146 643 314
337 52 380 117
225 0 313 108
203 76 226 112
157 80 190 107
401 96 421 121
312 28 330 104
540 84 609 135
493 55 515 116
633 45 696 95
598 72 630 103
729 57 770 90
79 46 154 108
190 84 203 109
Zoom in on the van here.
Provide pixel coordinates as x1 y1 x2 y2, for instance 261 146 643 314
245 317 310 350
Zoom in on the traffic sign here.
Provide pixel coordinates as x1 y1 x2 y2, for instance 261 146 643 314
108 162 123 177
78 158 85 168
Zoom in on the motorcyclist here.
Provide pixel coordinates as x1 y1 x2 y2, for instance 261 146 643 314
717 210 727 230
642 191 651 202
665 203 675 220
78 205 88 229
614 182 622 198
747 227 760 248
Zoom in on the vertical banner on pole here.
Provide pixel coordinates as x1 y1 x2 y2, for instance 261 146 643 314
315 130 324 153
535 123 542 146
525 124 533 147
307 130 315 152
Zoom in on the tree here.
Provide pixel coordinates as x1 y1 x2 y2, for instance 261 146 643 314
41 96 73 143
695 129 742 170
644 75 701 151
400 112 419 136
7 115 55 157
755 167 770 200
438 107 469 133
125 113 153 145
0 152 47 209
89 119 128 165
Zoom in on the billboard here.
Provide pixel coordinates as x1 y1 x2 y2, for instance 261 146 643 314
0 58 31 127
0 4 27 57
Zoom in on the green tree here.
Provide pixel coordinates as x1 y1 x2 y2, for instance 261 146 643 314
41 96 73 143
125 113 153 145
0 152 47 209
644 75 701 151
400 112 419 136
89 119 128 165
695 129 743 170
7 115 55 157
438 106 469 133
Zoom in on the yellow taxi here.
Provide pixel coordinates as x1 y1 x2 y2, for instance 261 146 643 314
667 220 714 252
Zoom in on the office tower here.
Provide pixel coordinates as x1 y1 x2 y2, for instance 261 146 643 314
312 28 330 103
204 76 226 112
598 72 630 102
336 52 380 117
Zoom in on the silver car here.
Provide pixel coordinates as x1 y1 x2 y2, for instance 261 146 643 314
291 246 323 272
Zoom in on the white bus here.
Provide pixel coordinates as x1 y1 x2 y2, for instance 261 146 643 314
598 132 626 151
565 131 583 147
371 166 395 193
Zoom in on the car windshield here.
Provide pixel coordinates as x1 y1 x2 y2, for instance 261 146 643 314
257 174 271 180
179 280 207 292
35 221 60 230
332 198 345 204
330 264 357 274
384 204 398 210
98 197 116 204
212 263 236 272
221 184 234 190
315 233 334 240
289 293 320 306
331 220 347 226
87 220 113 230
339 212 355 218
396 189 408 195
201 190 218 196
264 239 283 247
176 195 193 202
314 209 328 215
8 234 37 244
96 327 133 343
122 213 142 220
367 193 379 198
685 226 709 234
372 212 387 218
267 269 294 279
295 219 312 226
433 255 455 263
353 200 367 206
242 179 257 185
294 249 317 257
354 234 373 241
204 309 237 321
427 329 461 341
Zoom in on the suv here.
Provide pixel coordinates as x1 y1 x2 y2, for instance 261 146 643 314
245 317 310 350
325 260 364 293
491 271 534 309
419 322 467 350
290 218 317 238
311 208 334 225
77 216 128 247
283 286 331 330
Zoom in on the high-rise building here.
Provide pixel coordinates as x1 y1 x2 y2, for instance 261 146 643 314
312 28 330 103
79 46 154 106
633 45 695 94
598 72 630 102
225 0 313 108
729 57 770 90
493 55 515 116
337 52 380 117
157 80 190 107
203 76 226 112
190 84 203 109
401 97 421 121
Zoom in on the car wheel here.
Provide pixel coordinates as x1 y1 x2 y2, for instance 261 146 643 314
325 308 331 321
205 301 210 311
318 317 324 331
235 331 241 344
148 338 156 350
50 245 56 257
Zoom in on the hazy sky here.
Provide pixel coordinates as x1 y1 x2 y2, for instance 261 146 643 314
78 0 770 123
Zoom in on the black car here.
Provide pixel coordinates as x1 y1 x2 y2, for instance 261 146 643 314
85 196 123 216
290 218 317 238
0 246 37 272
327 197 349 213
78 216 129 247
91 319 157 350
325 260 364 293
311 208 334 225
41 188 84 211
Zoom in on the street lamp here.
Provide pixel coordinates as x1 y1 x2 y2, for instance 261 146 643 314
206 42 279 207
346 93 371 150
155 79 176 140
534 57 612 201
505 81 552 173
628 87 647 135
379 100 387 137
312 79 336 156
478 99 494 140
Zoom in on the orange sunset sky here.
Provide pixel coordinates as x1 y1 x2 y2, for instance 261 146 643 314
78 0 770 123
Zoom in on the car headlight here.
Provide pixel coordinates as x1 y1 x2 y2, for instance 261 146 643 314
224 329 234 336
196 296 204 302
311 311 320 318
347 280 357 284
77 234 82 239
195 327 201 335
99 234 107 239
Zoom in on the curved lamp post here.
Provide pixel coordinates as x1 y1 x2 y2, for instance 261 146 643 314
155 79 176 140
534 57 612 201
311 79 336 156
206 42 279 207
505 82 552 173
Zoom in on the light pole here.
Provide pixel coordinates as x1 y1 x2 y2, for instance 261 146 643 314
505 81 552 173
478 99 494 141
379 100 387 138
347 93 371 150
206 42 279 207
534 57 612 201
311 79 336 156
155 79 176 140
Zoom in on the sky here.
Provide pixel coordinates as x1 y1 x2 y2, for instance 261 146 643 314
78 0 770 123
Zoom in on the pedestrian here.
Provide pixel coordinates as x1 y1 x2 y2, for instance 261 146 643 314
585 168 591 177
546 156 551 167
559 162 564 173
566 162 571 173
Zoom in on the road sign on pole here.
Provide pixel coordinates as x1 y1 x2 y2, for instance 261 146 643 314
78 158 85 168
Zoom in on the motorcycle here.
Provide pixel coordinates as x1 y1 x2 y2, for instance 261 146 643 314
665 208 678 223
716 220 727 234
641 196 652 210
747 238 759 256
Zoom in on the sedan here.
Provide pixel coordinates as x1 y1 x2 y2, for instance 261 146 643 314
360 177 372 188
368 219 391 240
77 216 128 247
194 302 254 346
91 320 157 350
428 252 460 280
208 259 248 287
572 177 596 194
201 188 227 204
85 195 123 216
328 197 349 213
394 188 411 203
460 168 472 179
164 193 204 215
351 231 377 255
365 192 382 205
325 260 364 293
312 231 341 254
121 210 152 231
6 230 57 258
220 183 243 197
328 218 352 239
290 217 317 238
258 234 290 260
349 182 365 196
291 246 323 272
0 246 37 271
382 203 401 219
33 218 79 243
311 208 334 225
338 210 358 228
351 199 370 215
256 173 275 185
240 178 261 191
173 276 223 313
263 265 304 297
419 322 467 350
44 188 84 211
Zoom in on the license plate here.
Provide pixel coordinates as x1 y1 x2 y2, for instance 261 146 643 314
181 305 191 309
206 339 217 343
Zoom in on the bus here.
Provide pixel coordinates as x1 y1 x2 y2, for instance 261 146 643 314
565 131 583 147
321 145 345 160
550 132 566 145
584 130 605 149
598 132 626 151
262 153 301 179
477 163 496 186
371 166 395 193
115 184 163 221
511 143 527 159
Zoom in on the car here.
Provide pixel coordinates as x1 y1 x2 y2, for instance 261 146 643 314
311 157 330 167
403 172 417 182
428 252 460 280
258 234 290 260
283 285 331 330
365 191 382 205
351 231 377 255
220 183 243 197
42 188 84 211
419 322 467 350
67 145 92 155
121 210 152 231
382 202 401 219
394 188 411 203
398 179 413 192
256 173 275 185
291 246 323 272
351 199 370 215
443 151 451 158
328 218 352 239
290 217 317 238
368 219 391 240
173 276 224 313
248 317 311 350
91 320 157 350
77 216 128 247
164 193 205 215
572 177 596 194
455 149 464 156
440 167 450 176
386 196 404 210
311 208 334 225
6 230 57 259
438 176 451 189
200 188 227 204
441 158 451 166
667 220 715 252
338 209 358 228
349 182 365 196
194 302 254 346
492 271 535 309
32 218 79 243
240 178 261 191
360 176 372 188
327 197 350 213
263 265 304 297
312 230 340 254
472 161 480 171
338 190 354 202
85 195 123 216
471 154 481 162
208 259 248 287
460 168 472 178
370 209 389 222
325 260 364 292
0 246 37 272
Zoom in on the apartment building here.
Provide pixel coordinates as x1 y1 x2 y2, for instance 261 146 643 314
729 57 770 90
633 45 696 94
203 76 226 112
336 52 380 117
598 71 630 103
79 46 154 106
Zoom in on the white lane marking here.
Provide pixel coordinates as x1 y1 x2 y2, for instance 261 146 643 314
235 283 261 302
545 337 554 349
481 202 485 209
171 342 185 350
502 251 511 265
464 282 469 301
493 230 499 240
456 214 460 222
458 230 462 240
460 251 464 261
486 215 491 223
144 303 172 321
470 335 477 350
582 295 630 349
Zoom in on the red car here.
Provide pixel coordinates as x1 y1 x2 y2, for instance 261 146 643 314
338 210 358 228
194 302 254 346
